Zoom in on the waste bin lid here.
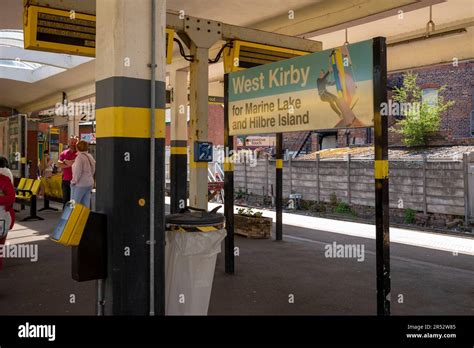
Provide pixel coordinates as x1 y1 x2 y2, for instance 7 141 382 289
166 206 224 226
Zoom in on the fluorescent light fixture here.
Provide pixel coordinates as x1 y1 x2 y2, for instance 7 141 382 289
387 28 467 47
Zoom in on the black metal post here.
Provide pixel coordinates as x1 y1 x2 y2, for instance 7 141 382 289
276 133 283 241
21 115 27 178
373 37 390 316
39 197 59 212
223 73 234 274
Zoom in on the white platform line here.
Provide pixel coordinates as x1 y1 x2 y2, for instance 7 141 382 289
200 199 474 256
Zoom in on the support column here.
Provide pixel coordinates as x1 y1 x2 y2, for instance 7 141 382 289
64 92 78 138
276 133 283 241
170 69 188 213
373 37 390 316
189 44 209 209
67 115 80 138
223 73 234 274
95 0 166 315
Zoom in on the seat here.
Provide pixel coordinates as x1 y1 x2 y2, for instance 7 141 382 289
39 174 63 212
15 178 31 199
15 178 43 221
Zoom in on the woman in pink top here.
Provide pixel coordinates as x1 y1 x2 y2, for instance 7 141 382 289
71 141 96 208
58 136 78 208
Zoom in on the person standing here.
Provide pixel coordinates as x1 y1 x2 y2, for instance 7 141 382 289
40 150 54 179
71 141 95 208
0 156 15 270
57 136 78 208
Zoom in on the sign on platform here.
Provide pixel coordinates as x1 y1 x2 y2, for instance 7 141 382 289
228 39 375 135
80 133 96 143
194 141 213 162
24 5 96 57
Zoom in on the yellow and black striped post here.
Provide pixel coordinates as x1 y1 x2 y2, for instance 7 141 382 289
170 140 187 213
373 37 390 316
95 0 166 315
276 133 283 241
170 69 188 213
223 73 234 274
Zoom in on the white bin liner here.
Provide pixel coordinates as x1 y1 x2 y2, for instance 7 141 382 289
165 228 227 315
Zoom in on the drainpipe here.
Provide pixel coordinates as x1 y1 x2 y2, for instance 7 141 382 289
149 0 156 316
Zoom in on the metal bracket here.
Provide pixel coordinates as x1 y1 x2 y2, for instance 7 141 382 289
167 11 321 53
183 17 223 49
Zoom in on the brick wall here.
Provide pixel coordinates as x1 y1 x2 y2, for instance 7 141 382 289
389 60 473 139
337 128 372 147
208 104 224 145
165 104 225 146
334 61 473 147
310 133 319 151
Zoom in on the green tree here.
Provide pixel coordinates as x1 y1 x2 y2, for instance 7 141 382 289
391 72 454 146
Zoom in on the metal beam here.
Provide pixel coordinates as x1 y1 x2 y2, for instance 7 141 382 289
283 0 439 38
387 19 474 45
166 12 322 52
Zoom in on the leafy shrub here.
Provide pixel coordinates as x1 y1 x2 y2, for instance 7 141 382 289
315 202 326 213
391 72 454 146
335 202 350 214
404 208 416 224
349 209 358 218
300 199 315 210
235 188 246 199
237 207 263 218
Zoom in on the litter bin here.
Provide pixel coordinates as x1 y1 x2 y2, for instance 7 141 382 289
165 206 226 315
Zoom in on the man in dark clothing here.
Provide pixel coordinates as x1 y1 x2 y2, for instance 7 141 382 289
317 69 342 117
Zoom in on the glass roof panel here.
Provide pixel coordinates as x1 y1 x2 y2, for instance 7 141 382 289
0 59 42 70
0 30 23 47
0 29 93 83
